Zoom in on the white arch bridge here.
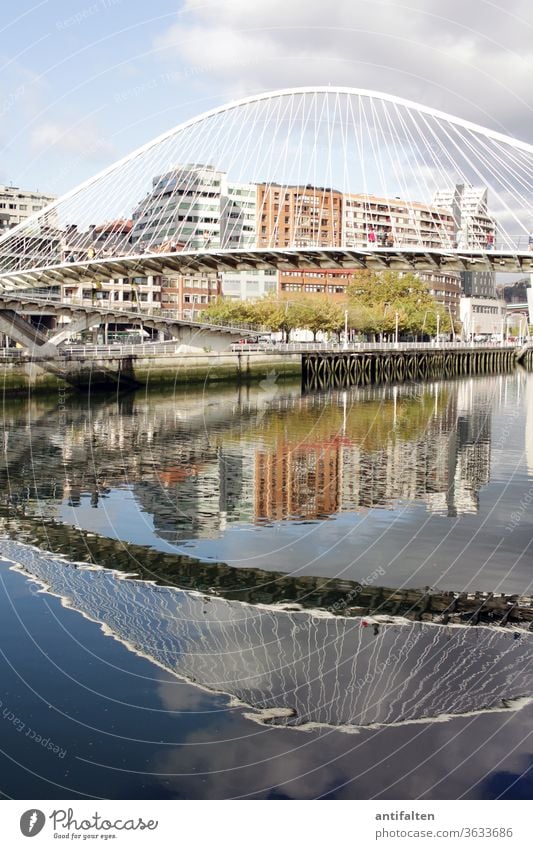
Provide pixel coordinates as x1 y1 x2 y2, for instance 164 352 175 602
1 86 533 298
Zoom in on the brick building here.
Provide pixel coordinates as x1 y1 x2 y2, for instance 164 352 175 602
256 183 342 248
160 273 221 319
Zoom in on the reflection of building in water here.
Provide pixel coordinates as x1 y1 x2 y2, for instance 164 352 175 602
135 444 257 541
255 381 493 521
444 380 491 516
339 436 453 512
219 446 255 525
255 441 341 520
8 542 533 731
0 378 495 538
527 376 533 478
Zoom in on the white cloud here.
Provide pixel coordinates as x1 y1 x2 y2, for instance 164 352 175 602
154 0 533 140
30 120 115 159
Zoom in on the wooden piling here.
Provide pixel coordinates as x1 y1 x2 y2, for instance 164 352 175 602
302 346 524 392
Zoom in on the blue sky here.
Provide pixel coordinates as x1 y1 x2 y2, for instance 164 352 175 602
2 0 533 197
1 1 229 194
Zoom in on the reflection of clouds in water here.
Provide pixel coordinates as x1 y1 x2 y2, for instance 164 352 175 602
149 707 533 800
157 679 215 713
5 539 533 733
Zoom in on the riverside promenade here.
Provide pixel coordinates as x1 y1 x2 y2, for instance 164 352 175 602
0 340 530 394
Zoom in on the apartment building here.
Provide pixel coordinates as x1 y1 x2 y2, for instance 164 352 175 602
61 275 162 311
256 183 343 248
62 219 133 261
131 165 255 251
160 273 221 319
433 184 496 250
0 185 56 230
417 270 462 318
433 184 498 299
221 269 277 300
276 267 461 316
278 268 355 298
342 194 455 249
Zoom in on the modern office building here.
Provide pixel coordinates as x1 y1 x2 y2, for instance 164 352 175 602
459 296 506 338
131 164 222 249
220 182 256 249
460 270 497 299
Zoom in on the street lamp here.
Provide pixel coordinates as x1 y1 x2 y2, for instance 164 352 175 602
448 305 455 342
395 311 399 348
518 313 528 344
436 312 440 345
504 314 515 344
382 302 391 344
421 310 428 341
343 309 349 350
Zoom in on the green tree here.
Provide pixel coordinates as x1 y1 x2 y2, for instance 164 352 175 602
203 297 255 326
286 296 344 341
346 270 451 339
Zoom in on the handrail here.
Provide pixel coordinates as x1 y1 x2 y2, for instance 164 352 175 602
0 339 529 361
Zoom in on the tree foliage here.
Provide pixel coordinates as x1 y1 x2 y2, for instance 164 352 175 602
204 294 344 340
203 271 455 340
347 270 453 337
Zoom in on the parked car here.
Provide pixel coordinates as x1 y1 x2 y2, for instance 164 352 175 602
231 337 260 352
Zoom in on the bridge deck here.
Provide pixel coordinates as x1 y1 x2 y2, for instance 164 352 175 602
1 247 533 289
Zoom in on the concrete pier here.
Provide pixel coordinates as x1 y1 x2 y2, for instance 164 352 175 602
0 344 530 395
0 350 302 394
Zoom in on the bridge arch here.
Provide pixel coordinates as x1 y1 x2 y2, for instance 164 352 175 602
1 86 533 281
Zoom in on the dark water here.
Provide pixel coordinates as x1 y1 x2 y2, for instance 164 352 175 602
0 372 533 799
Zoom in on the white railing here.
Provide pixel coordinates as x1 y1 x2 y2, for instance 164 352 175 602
59 341 183 358
0 339 530 361
262 340 524 353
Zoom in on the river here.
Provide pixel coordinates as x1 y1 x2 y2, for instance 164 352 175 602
0 371 532 799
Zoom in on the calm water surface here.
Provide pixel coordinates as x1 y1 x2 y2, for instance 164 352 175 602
0 372 532 799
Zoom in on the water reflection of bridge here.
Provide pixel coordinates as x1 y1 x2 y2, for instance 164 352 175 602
5 541 533 731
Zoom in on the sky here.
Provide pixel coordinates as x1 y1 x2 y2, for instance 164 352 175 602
1 0 533 197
